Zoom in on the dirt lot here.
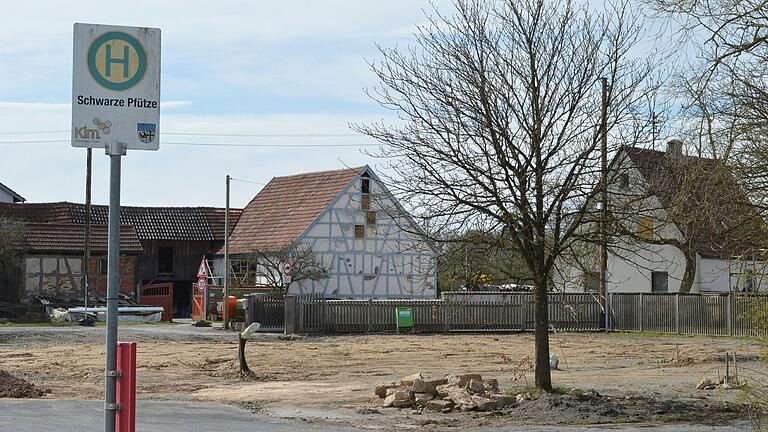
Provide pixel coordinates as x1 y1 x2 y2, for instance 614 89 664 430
0 324 764 429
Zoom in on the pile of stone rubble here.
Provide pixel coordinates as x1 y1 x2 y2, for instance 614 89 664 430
696 377 744 391
375 372 517 413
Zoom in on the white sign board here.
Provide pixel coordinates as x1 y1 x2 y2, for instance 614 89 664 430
72 23 161 150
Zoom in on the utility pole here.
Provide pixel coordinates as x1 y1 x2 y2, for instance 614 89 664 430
224 174 230 330
599 77 609 331
81 148 93 324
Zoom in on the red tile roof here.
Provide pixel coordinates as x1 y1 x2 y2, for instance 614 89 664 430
623 146 766 257
227 167 363 254
18 223 143 254
0 203 242 241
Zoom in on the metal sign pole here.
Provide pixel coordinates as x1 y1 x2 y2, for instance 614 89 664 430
104 142 124 432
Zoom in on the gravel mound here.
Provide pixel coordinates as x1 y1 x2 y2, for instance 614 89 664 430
0 369 49 398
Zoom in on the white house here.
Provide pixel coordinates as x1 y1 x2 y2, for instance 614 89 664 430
0 182 25 203
217 166 438 298
560 142 766 294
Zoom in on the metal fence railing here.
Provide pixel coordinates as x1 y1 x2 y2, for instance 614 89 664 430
608 292 768 337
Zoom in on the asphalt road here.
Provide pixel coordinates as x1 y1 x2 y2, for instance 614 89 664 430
0 400 753 431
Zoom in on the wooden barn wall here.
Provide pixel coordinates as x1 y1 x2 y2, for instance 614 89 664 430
0 266 20 303
138 239 220 281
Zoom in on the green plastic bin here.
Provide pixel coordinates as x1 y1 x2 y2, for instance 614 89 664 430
396 307 413 330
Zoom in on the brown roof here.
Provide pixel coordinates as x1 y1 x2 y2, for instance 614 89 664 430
19 223 143 254
0 202 242 241
622 146 765 257
227 167 363 254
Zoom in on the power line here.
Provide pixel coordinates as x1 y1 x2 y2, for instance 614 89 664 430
0 139 380 147
0 129 363 138
230 177 267 185
164 142 378 147
163 132 361 137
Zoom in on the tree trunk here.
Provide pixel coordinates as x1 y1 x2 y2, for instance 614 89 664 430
238 337 250 374
534 276 552 391
679 251 696 294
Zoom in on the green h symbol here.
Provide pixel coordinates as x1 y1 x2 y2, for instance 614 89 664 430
105 44 130 78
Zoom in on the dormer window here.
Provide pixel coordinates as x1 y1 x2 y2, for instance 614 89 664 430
619 173 629 189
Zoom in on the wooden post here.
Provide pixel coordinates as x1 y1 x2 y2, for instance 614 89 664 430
726 292 733 336
284 295 296 335
444 298 451 333
367 298 373 333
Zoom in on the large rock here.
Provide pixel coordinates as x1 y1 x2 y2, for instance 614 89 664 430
400 373 425 387
435 384 452 398
375 381 400 398
424 399 454 412
468 378 485 394
446 387 477 411
472 396 498 411
446 373 483 388
426 377 448 387
414 393 434 406
484 378 499 393
411 378 436 395
383 389 415 408
490 393 516 407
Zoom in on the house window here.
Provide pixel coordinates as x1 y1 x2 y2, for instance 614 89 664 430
157 246 175 275
583 272 599 292
637 216 654 239
354 224 365 239
98 258 108 276
366 211 376 225
651 271 668 293
361 178 370 194
361 195 370 210
619 173 629 189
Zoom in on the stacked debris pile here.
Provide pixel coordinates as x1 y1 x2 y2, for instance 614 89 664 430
0 369 50 398
375 373 516 413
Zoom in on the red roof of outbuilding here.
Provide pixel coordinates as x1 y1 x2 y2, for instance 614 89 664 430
227 167 363 254
18 223 143 254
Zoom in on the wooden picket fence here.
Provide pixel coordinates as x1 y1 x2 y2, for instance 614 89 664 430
246 291 768 336
279 293 602 334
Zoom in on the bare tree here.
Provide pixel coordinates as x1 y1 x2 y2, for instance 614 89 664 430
355 0 659 390
231 242 329 291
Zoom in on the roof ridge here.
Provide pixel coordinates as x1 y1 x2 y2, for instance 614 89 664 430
272 166 364 180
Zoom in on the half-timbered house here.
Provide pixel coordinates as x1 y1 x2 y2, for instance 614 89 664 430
219 166 438 298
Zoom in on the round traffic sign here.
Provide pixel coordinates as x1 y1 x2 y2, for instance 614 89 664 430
280 261 292 276
87 31 147 91
197 278 207 293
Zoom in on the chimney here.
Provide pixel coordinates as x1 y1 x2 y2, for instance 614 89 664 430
666 139 683 157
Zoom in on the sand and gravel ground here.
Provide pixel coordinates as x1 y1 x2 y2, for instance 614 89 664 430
0 323 764 429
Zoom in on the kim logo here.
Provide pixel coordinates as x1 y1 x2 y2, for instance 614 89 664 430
137 123 156 144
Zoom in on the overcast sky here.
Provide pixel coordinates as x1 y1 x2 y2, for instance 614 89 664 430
0 1 454 208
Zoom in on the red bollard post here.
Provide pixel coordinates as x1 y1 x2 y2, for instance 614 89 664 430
115 342 137 432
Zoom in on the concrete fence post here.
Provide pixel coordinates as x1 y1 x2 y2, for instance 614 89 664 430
675 293 680 334
639 293 644 333
284 295 297 335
